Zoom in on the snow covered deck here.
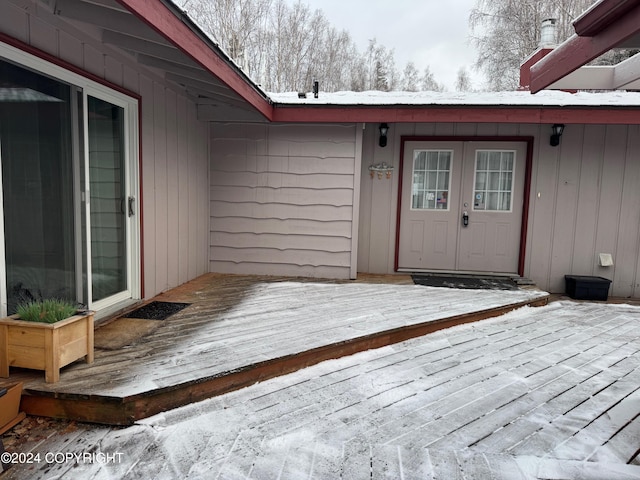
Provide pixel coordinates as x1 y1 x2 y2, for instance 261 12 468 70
2 274 548 425
4 299 640 479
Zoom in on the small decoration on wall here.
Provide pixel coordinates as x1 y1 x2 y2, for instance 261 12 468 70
369 163 394 179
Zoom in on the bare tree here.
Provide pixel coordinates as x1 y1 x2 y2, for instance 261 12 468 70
180 0 273 76
363 39 398 91
420 66 444 92
181 0 443 93
469 0 595 90
402 62 420 92
455 67 473 92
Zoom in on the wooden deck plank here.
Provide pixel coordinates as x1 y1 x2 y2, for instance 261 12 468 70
25 280 548 397
219 312 584 443
428 450 465 480
8 298 640 479
510 358 640 459
214 431 265 479
370 444 404 479
277 438 318 479
340 443 372 480
395 447 435 480
330 318 640 450
551 377 640 461
6 274 550 424
589 415 640 465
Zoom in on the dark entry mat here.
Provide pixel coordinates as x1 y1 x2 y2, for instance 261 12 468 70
126 301 191 320
412 274 518 291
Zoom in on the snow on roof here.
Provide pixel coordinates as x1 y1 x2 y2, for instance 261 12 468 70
169 0 639 111
268 89 640 107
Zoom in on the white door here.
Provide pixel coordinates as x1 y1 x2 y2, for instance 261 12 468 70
84 93 138 312
397 141 526 274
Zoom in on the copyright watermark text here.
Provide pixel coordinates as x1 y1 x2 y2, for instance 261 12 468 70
1 451 124 465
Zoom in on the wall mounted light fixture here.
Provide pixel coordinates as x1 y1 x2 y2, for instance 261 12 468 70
379 123 389 147
550 123 564 147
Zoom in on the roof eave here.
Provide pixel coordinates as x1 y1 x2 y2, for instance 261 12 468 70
530 0 640 93
573 0 640 36
270 104 640 125
114 0 274 120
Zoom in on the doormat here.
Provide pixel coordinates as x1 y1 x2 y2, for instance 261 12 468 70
126 301 191 320
412 274 518 291
94 317 161 350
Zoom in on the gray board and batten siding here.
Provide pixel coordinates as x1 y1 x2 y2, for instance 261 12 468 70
1 0 210 300
358 122 640 297
5 0 640 301
210 123 362 280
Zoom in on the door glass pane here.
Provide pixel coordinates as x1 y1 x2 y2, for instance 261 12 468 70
412 150 452 210
0 59 76 314
473 150 515 211
87 96 126 302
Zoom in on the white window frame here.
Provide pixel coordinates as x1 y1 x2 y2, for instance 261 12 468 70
410 149 454 212
0 41 140 317
472 149 517 213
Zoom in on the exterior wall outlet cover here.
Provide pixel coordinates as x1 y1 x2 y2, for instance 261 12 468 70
598 253 614 267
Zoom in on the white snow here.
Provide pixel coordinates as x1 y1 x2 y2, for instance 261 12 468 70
4 298 640 479
268 89 640 107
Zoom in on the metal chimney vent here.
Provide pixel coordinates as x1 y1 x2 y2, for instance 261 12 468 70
540 18 558 48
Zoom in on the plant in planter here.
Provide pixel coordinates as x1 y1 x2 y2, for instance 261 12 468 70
0 299 94 383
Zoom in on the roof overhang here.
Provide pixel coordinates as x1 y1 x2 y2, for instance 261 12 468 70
529 0 640 93
267 90 640 124
27 0 274 121
7 0 640 124
270 104 640 124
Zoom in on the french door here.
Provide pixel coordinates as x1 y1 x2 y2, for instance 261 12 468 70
0 44 139 317
397 141 526 274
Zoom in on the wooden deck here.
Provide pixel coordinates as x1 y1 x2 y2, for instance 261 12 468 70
2 298 639 479
0 274 549 425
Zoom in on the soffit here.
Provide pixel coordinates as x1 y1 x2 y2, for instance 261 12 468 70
44 0 270 121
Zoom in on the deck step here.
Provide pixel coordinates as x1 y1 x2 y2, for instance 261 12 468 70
17 294 549 425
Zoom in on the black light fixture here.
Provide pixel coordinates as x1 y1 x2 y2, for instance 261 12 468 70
379 123 389 147
550 123 564 147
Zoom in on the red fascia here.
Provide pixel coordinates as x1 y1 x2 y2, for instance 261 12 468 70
573 0 640 36
114 0 273 120
271 106 640 125
519 48 553 90
530 1 640 92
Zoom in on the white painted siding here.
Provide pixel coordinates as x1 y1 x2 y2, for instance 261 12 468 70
210 123 359 279
358 122 640 298
1 0 210 299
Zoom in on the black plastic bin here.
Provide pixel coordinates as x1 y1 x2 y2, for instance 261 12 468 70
564 275 612 301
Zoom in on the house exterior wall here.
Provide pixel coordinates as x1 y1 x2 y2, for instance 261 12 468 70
1 0 210 299
358 122 640 298
210 123 361 279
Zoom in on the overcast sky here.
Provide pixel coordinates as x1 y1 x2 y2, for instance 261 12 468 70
285 0 482 91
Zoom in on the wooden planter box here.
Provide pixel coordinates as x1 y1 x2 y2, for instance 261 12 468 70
0 312 94 383
0 382 25 435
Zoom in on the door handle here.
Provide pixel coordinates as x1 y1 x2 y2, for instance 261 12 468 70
128 196 136 217
462 211 469 227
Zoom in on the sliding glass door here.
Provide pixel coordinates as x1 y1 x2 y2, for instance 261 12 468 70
0 59 77 314
86 95 131 310
0 46 139 318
